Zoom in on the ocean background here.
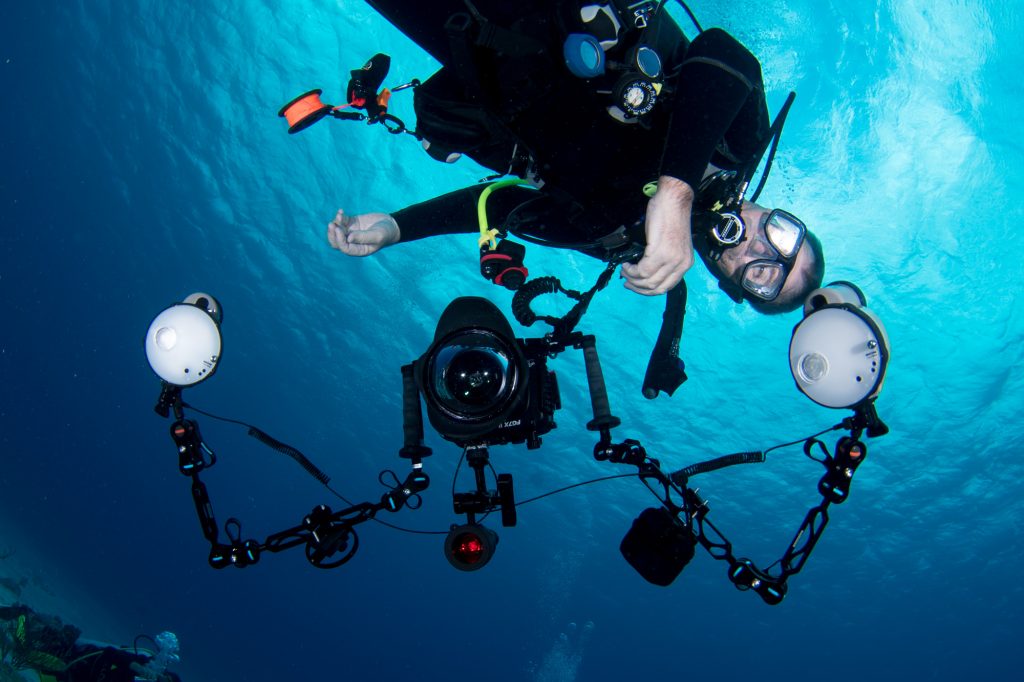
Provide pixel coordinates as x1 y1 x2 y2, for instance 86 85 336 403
1 0 1021 680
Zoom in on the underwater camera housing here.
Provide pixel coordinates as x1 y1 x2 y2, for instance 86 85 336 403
413 297 560 448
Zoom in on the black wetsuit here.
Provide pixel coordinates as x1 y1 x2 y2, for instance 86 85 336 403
367 0 771 252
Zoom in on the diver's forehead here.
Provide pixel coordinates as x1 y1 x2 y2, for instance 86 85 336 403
740 202 767 227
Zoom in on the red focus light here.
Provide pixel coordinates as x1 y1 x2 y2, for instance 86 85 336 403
453 533 485 564
444 524 498 571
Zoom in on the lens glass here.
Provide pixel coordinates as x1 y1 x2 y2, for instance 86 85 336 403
580 41 602 70
798 352 829 383
430 331 514 419
155 326 178 351
635 46 662 78
764 211 805 258
444 348 505 405
741 261 786 300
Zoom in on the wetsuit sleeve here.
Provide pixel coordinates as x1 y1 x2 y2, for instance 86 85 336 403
659 28 770 189
391 184 537 243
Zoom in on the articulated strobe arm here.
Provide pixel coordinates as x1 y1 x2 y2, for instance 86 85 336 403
197 465 431 571
664 426 872 604
566 332 882 605
162 383 431 570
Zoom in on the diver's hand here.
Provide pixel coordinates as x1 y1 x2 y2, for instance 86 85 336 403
620 176 695 296
327 210 401 257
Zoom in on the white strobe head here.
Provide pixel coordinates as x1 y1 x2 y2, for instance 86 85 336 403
145 294 222 387
790 283 889 409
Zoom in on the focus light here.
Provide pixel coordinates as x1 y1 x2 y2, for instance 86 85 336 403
443 524 499 571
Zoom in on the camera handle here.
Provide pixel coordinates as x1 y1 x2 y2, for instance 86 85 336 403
577 334 622 433
399 363 433 461
531 332 621 433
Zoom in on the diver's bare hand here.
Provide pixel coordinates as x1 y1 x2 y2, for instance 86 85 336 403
620 176 695 295
327 210 401 257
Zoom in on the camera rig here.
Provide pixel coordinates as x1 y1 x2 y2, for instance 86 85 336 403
148 285 889 605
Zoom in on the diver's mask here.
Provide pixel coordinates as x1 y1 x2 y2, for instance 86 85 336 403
730 209 807 301
694 171 807 303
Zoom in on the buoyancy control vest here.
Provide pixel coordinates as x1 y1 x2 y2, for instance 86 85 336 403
412 1 691 179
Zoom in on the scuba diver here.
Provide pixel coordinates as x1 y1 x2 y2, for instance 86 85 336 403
324 0 825 313
0 604 182 682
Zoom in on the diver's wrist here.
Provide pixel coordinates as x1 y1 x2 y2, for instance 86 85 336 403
386 215 401 244
656 175 694 204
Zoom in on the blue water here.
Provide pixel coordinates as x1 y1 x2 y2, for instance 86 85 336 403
1 1 1021 680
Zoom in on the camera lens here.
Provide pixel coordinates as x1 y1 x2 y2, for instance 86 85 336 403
429 331 516 420
445 348 505 405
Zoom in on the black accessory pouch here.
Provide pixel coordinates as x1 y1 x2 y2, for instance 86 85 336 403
620 506 696 586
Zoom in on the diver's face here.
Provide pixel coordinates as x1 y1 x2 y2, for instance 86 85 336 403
709 205 811 303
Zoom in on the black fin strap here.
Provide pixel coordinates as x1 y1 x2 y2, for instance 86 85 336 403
679 57 754 92
248 427 331 485
458 0 547 56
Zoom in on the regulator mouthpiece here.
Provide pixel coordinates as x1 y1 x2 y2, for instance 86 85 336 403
145 293 223 387
789 282 890 409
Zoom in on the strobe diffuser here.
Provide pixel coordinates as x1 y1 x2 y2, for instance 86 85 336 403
145 293 223 387
789 282 889 409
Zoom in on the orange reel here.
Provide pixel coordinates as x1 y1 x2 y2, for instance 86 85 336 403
278 89 333 134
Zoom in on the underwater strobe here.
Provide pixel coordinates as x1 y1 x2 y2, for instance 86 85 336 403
144 292 432 572
145 292 223 415
788 281 890 506
612 281 891 603
790 282 890 415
